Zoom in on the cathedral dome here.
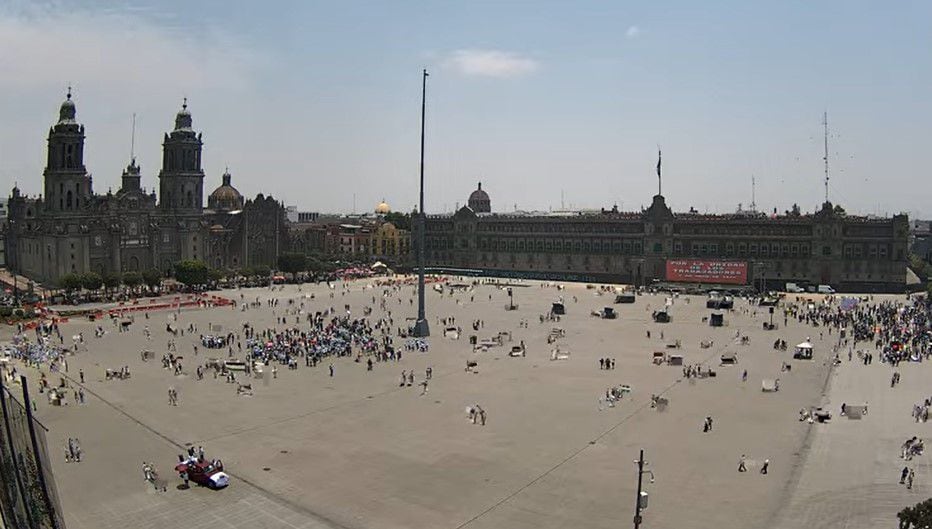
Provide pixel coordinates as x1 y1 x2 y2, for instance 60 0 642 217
174 98 193 131
375 200 391 214
467 181 491 213
58 89 77 124
208 170 244 211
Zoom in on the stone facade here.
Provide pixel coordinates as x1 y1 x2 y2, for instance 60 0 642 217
422 185 910 293
6 92 286 284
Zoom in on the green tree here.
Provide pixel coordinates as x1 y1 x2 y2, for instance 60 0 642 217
59 273 83 291
383 211 411 231
123 271 143 287
174 260 211 286
278 252 307 274
898 498 932 528
250 264 271 278
80 272 103 291
102 271 121 290
142 268 162 288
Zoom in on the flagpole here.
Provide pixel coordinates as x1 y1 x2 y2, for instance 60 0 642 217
656 148 662 196
413 69 430 337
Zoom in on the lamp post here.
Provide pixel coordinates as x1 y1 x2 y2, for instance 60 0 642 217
413 69 430 337
633 449 655 528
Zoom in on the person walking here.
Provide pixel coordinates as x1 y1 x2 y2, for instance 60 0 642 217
908 469 915 490
79 369 84 384
738 455 747 472
901 466 910 484
329 364 334 377
760 459 769 475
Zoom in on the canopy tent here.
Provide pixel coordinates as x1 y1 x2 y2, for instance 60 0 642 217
794 341 814 360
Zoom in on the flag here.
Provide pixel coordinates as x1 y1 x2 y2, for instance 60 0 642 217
656 150 661 178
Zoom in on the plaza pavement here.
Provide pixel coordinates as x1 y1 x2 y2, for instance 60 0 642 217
3 279 914 529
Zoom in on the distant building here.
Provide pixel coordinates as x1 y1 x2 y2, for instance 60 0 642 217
911 220 931 263
422 183 909 292
370 221 410 260
286 200 411 265
6 91 286 284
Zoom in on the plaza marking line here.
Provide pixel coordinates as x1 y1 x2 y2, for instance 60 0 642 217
763 347 836 529
452 338 735 529
56 371 350 529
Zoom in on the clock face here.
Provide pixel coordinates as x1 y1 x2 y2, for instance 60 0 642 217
94 235 102 246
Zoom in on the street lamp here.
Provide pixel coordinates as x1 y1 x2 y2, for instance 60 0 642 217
633 449 655 528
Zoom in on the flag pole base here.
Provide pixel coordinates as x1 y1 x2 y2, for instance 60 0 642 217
412 319 430 338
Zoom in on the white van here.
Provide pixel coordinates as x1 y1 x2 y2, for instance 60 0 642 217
817 284 836 294
785 282 805 293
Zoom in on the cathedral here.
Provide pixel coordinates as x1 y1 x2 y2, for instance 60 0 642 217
5 91 288 284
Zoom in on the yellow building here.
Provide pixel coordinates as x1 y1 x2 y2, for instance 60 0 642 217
370 221 410 261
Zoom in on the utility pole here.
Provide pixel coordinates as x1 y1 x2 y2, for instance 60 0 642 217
413 68 430 337
634 449 645 528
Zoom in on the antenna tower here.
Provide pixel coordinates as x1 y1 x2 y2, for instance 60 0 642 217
750 174 757 213
823 111 829 203
130 113 137 162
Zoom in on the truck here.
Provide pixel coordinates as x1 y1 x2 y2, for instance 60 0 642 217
785 282 805 293
817 284 836 294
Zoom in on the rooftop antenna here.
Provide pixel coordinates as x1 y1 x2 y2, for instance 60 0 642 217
750 174 756 213
561 189 565 210
130 113 136 162
823 111 829 203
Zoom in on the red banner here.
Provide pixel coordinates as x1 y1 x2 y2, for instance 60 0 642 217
665 259 748 285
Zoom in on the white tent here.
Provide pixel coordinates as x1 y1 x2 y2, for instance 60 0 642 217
794 341 814 359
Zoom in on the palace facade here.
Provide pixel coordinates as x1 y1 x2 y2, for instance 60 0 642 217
5 92 287 284
423 183 910 292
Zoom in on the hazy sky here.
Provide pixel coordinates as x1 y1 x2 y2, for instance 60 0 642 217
1 1 930 218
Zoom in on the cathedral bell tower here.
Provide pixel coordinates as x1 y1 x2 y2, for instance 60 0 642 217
44 88 93 212
158 99 204 211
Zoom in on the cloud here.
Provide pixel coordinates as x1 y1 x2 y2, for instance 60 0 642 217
443 49 539 78
625 26 641 39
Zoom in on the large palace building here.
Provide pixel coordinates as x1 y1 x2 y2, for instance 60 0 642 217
5 91 287 284
424 183 909 292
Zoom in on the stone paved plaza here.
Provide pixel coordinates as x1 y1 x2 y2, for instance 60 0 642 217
3 279 927 529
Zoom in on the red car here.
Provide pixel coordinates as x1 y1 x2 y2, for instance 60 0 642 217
175 459 230 489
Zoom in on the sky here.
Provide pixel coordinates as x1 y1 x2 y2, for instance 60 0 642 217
0 0 930 218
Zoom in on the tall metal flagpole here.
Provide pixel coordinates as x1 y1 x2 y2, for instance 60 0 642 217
413 69 430 337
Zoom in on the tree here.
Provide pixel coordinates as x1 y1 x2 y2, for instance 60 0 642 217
59 273 83 291
898 498 932 528
383 211 411 231
174 260 211 286
123 271 143 287
142 268 162 288
249 264 271 278
102 271 121 290
278 252 307 274
79 272 103 291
